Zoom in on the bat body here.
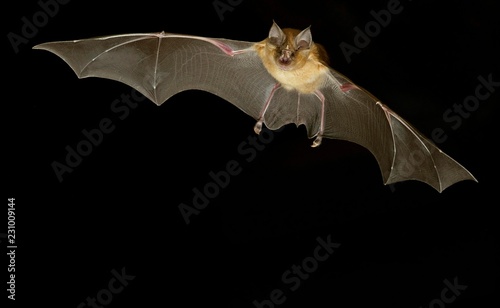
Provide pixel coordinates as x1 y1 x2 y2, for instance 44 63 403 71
34 22 477 192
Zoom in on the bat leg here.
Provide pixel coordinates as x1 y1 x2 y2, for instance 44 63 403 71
254 120 263 134
254 83 281 134
312 135 323 147
311 90 326 147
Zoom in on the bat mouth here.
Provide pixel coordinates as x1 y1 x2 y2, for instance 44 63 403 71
278 59 293 70
278 50 294 70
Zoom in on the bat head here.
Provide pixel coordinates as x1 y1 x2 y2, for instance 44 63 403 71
266 22 315 71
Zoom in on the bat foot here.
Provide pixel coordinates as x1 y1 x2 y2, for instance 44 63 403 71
254 120 263 134
311 135 323 147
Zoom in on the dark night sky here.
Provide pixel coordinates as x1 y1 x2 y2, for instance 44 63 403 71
4 0 499 307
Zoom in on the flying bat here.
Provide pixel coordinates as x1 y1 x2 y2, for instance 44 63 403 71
33 22 477 192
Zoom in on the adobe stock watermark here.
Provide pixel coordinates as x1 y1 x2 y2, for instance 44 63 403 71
52 89 145 183
212 0 244 21
418 276 467 308
7 0 72 54
77 267 135 308
178 126 283 225
253 234 341 308
388 73 498 192
339 0 411 63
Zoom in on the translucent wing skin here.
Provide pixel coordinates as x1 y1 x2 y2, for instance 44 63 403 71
34 32 275 118
34 32 477 192
253 69 476 192
323 70 477 192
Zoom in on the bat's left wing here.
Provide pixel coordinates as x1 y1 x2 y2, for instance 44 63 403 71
321 69 477 192
259 66 477 192
34 32 275 119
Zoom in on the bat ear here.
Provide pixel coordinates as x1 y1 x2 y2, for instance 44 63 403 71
295 26 313 49
269 20 286 46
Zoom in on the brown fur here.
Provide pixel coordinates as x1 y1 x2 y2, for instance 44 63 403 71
254 28 330 94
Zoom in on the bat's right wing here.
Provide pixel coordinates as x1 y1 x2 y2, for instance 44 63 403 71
34 32 276 120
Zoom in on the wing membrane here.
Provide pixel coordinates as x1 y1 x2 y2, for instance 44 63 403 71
34 33 276 119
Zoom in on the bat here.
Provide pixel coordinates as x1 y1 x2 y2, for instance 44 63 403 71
33 21 477 192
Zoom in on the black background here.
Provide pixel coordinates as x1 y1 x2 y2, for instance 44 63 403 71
4 0 499 307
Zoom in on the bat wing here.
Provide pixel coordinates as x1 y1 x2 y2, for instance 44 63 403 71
33 32 276 119
259 68 476 192
34 33 476 191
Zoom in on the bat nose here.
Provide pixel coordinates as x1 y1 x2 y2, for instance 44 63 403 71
279 49 293 64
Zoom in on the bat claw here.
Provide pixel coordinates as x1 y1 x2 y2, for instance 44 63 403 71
254 120 263 134
311 135 323 147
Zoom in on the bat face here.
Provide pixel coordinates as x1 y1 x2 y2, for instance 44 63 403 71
255 22 330 94
266 23 313 71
